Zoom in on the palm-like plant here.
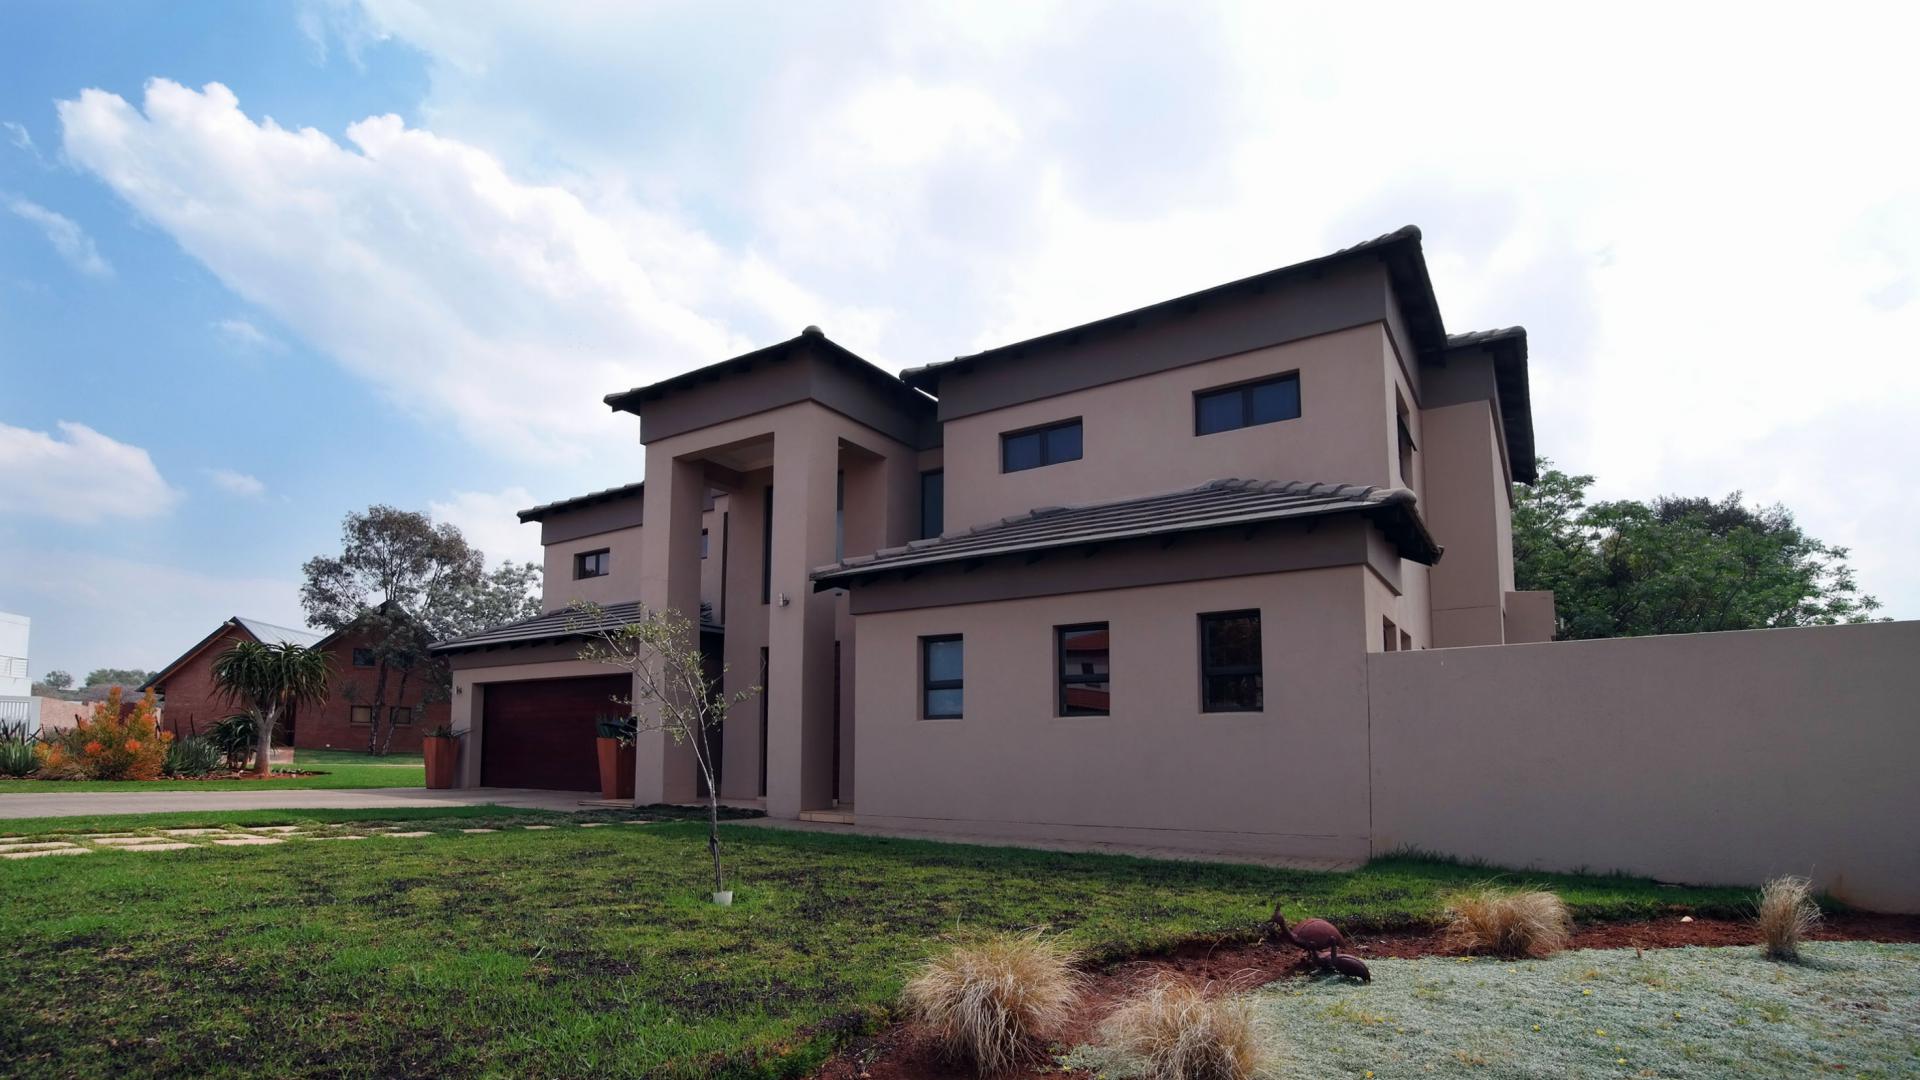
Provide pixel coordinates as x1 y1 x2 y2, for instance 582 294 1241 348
209 641 332 777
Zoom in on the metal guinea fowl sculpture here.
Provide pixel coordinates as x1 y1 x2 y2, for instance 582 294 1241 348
1328 952 1372 982
1270 904 1348 968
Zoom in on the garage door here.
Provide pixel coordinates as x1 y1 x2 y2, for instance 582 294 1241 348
480 675 630 791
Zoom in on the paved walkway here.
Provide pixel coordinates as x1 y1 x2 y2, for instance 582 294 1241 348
0 787 600 819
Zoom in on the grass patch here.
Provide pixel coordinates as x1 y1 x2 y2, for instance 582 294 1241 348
0 804 563 836
0 826 1761 1079
293 747 425 767
0 761 425 791
1191 942 1920 1078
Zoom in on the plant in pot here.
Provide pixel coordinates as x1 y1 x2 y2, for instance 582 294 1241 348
594 714 638 801
422 723 461 789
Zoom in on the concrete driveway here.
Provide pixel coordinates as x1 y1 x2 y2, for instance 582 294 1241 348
0 787 602 819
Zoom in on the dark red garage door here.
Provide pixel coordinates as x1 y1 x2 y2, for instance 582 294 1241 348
480 675 630 791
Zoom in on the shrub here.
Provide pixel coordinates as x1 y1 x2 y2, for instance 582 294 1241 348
163 735 223 778
0 721 37 777
1443 886 1570 958
210 712 260 770
902 931 1083 1075
1099 975 1264 1080
1756 876 1821 960
34 687 170 781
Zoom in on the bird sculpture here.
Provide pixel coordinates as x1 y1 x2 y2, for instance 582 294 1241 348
1328 952 1372 982
1270 905 1348 969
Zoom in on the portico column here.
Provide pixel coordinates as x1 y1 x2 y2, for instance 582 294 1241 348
765 421 840 817
635 452 704 804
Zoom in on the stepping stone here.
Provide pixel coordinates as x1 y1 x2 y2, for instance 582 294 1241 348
580 822 609 827
3 847 89 859
82 834 141 840
211 836 284 846
459 828 497 834
311 835 367 841
91 837 171 846
109 843 195 852
0 841 85 853
385 831 433 838
522 825 555 830
619 820 652 825
161 828 227 836
243 826 302 833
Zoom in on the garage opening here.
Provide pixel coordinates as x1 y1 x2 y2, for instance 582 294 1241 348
480 675 630 791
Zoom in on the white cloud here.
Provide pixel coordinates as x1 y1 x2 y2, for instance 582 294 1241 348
211 317 281 352
6 198 112 277
428 486 543 568
206 468 266 498
0 421 179 523
3 120 36 155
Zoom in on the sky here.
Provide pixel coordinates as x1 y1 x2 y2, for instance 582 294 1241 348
2 1 1916 680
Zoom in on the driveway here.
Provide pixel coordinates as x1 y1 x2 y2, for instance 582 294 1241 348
0 787 602 819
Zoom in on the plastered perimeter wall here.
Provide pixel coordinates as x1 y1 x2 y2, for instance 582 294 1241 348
1367 620 1920 912
854 566 1374 860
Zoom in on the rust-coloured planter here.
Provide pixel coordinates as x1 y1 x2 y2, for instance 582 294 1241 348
597 737 636 801
423 735 459 790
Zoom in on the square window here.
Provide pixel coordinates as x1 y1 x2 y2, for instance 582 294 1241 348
1056 623 1110 716
391 706 414 726
574 549 610 579
921 636 963 719
349 705 373 726
1195 390 1243 435
1200 610 1262 712
351 647 376 668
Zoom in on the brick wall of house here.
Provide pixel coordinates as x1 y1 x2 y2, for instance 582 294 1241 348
149 625 254 740
297 627 446 753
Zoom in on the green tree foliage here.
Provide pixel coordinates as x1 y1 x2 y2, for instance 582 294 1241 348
300 505 541 752
39 670 74 691
1514 461 1882 639
83 667 152 687
210 641 332 777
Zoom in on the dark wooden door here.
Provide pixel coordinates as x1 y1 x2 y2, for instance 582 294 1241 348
480 676 629 791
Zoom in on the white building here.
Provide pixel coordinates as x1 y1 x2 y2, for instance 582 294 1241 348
0 611 37 733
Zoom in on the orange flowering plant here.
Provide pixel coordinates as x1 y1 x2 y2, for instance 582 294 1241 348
37 686 172 780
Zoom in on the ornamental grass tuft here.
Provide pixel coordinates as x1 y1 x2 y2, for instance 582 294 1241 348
902 930 1083 1075
1099 974 1265 1080
1756 875 1821 961
1443 886 1570 958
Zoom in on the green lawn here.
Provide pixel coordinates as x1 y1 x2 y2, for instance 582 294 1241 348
0 748 425 791
0 815 1757 1080
1069 942 1920 1078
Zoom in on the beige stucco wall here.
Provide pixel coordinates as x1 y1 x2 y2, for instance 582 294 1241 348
1368 621 1920 912
541 524 646 612
852 566 1375 859
940 324 1399 535
1420 398 1511 646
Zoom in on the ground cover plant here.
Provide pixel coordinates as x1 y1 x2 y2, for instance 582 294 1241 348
0 825 1757 1080
1161 941 1920 1078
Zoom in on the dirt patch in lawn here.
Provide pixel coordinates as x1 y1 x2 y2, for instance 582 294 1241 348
811 912 1920 1080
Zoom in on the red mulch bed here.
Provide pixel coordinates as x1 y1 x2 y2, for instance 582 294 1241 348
812 913 1920 1080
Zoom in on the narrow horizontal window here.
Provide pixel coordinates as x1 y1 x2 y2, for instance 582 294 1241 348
921 635 963 719
1194 373 1301 436
1002 418 1083 472
1199 610 1262 712
1056 622 1110 716
574 549 611 579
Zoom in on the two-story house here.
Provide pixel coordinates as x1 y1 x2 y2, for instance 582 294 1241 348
434 226 1547 861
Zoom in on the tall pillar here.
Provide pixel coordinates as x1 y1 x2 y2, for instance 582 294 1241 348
765 421 840 817
635 452 705 804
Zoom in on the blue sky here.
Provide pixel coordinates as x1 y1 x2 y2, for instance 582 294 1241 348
3 1 1917 679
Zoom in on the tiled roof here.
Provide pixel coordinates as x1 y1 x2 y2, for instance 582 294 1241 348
517 482 646 523
811 479 1440 590
431 603 722 654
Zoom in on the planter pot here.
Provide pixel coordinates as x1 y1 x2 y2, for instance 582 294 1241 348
423 735 459 789
712 891 734 906
596 737 636 801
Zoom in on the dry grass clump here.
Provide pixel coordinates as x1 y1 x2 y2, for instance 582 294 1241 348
1443 886 1571 958
902 930 1083 1075
1099 975 1265 1080
1756 875 1821 960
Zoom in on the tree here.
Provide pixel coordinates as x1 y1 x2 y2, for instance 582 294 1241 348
571 602 758 901
209 640 332 777
301 506 541 754
40 670 74 691
1514 460 1882 639
84 667 151 688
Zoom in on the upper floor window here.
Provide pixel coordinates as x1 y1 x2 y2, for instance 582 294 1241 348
1199 610 1262 712
351 648 376 668
1002 418 1083 473
919 469 945 539
1194 373 1301 436
1056 622 1110 716
921 635 964 719
574 549 611 579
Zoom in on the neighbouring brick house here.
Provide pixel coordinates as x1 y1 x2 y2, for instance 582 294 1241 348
141 615 443 751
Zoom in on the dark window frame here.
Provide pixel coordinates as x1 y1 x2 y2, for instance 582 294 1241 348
920 635 964 719
350 647 376 668
1198 609 1263 713
1055 621 1111 717
1193 372 1302 436
919 468 945 539
1000 417 1084 473
573 548 611 579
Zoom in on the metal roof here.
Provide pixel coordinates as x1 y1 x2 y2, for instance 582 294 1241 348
234 617 323 648
431 602 722 655
811 479 1441 590
517 481 646 523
